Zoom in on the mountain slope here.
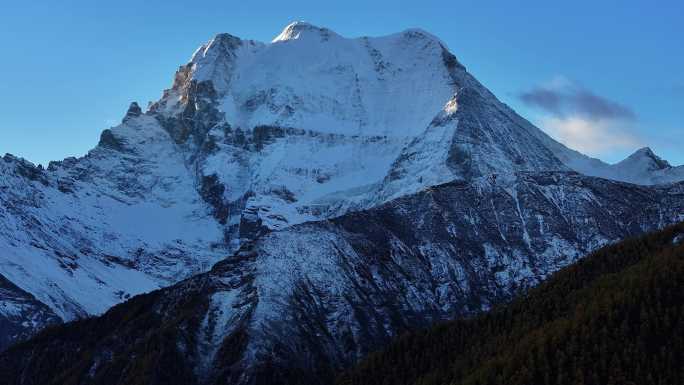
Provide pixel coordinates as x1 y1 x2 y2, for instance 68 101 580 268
1 174 682 385
337 222 684 385
0 274 60 351
0 117 227 321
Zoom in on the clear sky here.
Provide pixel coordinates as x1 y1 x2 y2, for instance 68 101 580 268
0 0 682 166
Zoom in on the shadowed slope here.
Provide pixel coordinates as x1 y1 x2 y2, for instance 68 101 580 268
337 222 684 385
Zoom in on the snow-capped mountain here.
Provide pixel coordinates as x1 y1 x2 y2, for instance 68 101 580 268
534 131 684 185
0 21 682 356
608 147 684 184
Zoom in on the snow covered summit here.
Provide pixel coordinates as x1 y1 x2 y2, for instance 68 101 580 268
272 21 340 42
618 147 670 171
181 21 460 138
146 21 581 231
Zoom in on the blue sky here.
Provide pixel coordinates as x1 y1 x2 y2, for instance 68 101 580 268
1 0 682 166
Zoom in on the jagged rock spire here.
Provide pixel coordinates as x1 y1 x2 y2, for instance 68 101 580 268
123 102 142 122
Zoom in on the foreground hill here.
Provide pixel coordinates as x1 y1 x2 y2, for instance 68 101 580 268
337 222 684 385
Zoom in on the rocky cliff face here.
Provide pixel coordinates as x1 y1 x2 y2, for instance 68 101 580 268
0 21 682 356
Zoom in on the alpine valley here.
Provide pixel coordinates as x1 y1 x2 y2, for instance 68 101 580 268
0 22 683 384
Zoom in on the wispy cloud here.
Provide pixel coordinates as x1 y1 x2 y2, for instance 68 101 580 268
519 78 636 121
520 77 642 158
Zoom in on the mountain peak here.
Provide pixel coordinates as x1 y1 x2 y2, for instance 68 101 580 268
622 147 671 170
272 21 339 42
634 146 655 156
122 101 142 122
190 32 243 64
398 28 448 48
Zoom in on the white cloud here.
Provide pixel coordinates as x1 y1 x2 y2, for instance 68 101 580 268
541 116 643 157
521 76 646 160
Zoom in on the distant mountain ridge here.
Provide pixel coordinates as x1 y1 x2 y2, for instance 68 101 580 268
539 138 684 185
0 20 682 369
